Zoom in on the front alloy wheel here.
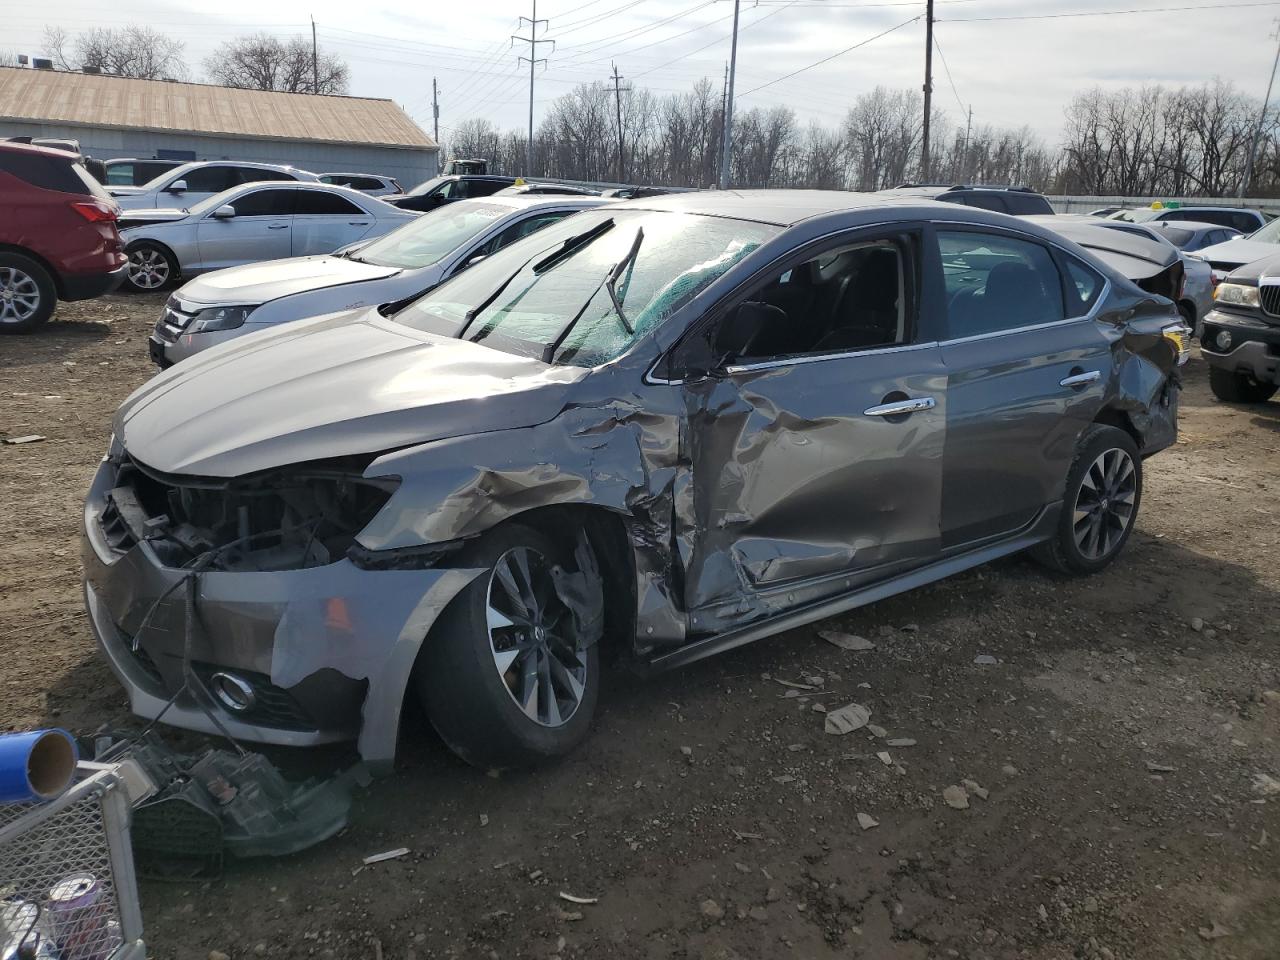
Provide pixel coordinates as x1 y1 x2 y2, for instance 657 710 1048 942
486 546 589 728
0 266 41 326
126 244 174 291
418 523 601 768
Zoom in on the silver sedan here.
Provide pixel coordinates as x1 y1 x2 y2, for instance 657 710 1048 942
119 182 418 293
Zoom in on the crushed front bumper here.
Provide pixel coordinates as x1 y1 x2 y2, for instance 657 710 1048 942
82 453 481 775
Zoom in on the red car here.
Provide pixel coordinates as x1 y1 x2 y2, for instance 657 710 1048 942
0 141 127 332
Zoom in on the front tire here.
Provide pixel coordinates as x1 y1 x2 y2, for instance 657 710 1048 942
124 241 178 293
0 253 56 333
417 523 601 769
1209 366 1277 404
1033 424 1142 575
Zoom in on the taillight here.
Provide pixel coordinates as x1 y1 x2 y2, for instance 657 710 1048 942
70 200 118 223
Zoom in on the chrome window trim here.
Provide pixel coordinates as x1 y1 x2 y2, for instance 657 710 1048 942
723 340 941 374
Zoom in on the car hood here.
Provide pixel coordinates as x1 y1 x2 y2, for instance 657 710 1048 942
114 310 584 477
177 256 404 306
119 208 190 230
1196 238 1278 267
107 186 146 197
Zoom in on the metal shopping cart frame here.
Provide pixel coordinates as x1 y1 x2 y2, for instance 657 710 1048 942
0 764 146 960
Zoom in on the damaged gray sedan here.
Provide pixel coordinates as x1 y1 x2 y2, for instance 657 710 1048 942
83 191 1188 774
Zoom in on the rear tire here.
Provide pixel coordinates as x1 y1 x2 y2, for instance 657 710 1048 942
1033 424 1142 576
124 241 178 293
1209 366 1277 404
416 523 601 769
0 253 56 333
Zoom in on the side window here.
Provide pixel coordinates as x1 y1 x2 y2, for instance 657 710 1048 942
468 179 507 198
0 152 91 193
938 230 1065 339
1210 229 1233 244
236 167 295 184
182 166 238 192
1232 213 1258 234
493 212 570 251
729 237 914 360
1062 256 1105 317
293 190 364 216
960 193 1009 214
436 179 464 199
353 177 383 191
224 188 295 217
105 163 135 186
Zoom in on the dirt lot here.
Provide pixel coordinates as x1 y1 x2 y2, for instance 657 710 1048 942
2 293 1279 960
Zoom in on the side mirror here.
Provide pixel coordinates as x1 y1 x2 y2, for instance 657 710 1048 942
212 204 236 219
167 179 188 193
712 301 784 366
460 250 488 270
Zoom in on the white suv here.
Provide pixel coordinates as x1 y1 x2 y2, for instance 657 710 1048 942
108 161 320 210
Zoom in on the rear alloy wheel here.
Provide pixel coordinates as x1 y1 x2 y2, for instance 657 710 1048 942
1033 424 1142 575
1209 366 1278 404
124 242 177 293
0 254 56 333
417 523 600 769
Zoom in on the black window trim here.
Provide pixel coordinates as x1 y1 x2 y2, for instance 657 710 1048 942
291 186 368 217
931 221 1112 346
199 185 299 219
659 220 930 383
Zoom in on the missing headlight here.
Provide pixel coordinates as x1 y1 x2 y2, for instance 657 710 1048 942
108 454 400 571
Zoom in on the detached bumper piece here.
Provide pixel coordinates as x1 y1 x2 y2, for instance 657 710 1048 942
97 733 369 880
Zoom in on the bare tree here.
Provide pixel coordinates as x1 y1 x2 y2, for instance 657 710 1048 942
42 25 188 80
204 34 349 95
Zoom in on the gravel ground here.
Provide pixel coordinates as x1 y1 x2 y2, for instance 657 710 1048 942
1 292 1279 960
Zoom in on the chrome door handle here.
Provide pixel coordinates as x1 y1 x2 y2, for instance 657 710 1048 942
267 224 289 229
1060 370 1101 388
864 396 936 417
348 221 370 226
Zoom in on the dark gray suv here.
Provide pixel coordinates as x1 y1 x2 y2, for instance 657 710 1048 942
1200 252 1280 403
83 191 1188 774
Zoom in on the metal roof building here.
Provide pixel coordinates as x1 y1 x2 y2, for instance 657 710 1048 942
0 66 438 187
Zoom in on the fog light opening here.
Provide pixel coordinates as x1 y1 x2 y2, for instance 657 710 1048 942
210 672 256 713
1215 330 1233 351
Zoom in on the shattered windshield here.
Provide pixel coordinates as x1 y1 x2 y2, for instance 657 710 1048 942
394 209 778 366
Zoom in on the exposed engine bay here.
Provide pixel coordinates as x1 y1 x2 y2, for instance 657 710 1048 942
99 453 398 571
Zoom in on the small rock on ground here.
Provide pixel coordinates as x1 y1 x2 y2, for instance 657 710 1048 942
943 785 970 809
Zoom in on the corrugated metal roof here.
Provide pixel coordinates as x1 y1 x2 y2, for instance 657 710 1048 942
0 67 436 150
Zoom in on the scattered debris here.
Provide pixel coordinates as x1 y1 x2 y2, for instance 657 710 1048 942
700 899 724 920
479 813 490 827
876 751 893 766
363 848 410 865
553 907 584 922
1198 921 1231 941
811 702 827 713
857 812 878 831
886 738 917 748
680 745 693 757
1190 617 1204 632
819 630 875 651
1144 760 1176 773
866 723 888 738
1001 764 1020 777
3 435 45 445
773 678 817 691
559 892 599 905
961 778 989 800
766 886 782 902
731 829 763 841
1251 772 1280 796
942 785 970 810
973 654 999 665
1262 690 1280 706
824 702 872 735
748 906 769 922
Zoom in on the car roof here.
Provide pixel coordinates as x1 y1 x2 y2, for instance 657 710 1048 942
612 188 1017 226
458 194 614 212
323 172 391 178
1154 219 1228 232
0 140 77 161
1023 214 1179 275
169 159 309 175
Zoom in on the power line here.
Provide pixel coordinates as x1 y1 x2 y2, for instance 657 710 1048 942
932 31 965 114
942 1 1280 22
631 0 795 78
737 13 921 97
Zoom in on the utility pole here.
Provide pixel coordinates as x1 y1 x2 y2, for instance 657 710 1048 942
609 63 631 183
432 77 440 145
920 0 934 181
1241 25 1280 198
311 15 319 95
513 1 553 176
963 105 972 178
719 0 741 190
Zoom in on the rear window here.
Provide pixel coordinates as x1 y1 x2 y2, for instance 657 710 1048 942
1004 193 1053 215
0 150 111 200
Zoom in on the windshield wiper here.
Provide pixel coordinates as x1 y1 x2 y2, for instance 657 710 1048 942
458 219 619 343
542 227 644 363
604 226 643 335
533 218 615 273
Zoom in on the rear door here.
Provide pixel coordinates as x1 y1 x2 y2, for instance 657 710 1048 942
194 186 295 271
936 226 1111 547
290 190 374 256
677 224 947 630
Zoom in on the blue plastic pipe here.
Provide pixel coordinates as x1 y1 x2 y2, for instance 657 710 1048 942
0 729 78 804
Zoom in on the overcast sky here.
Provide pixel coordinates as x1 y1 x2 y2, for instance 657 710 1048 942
6 0 1278 147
